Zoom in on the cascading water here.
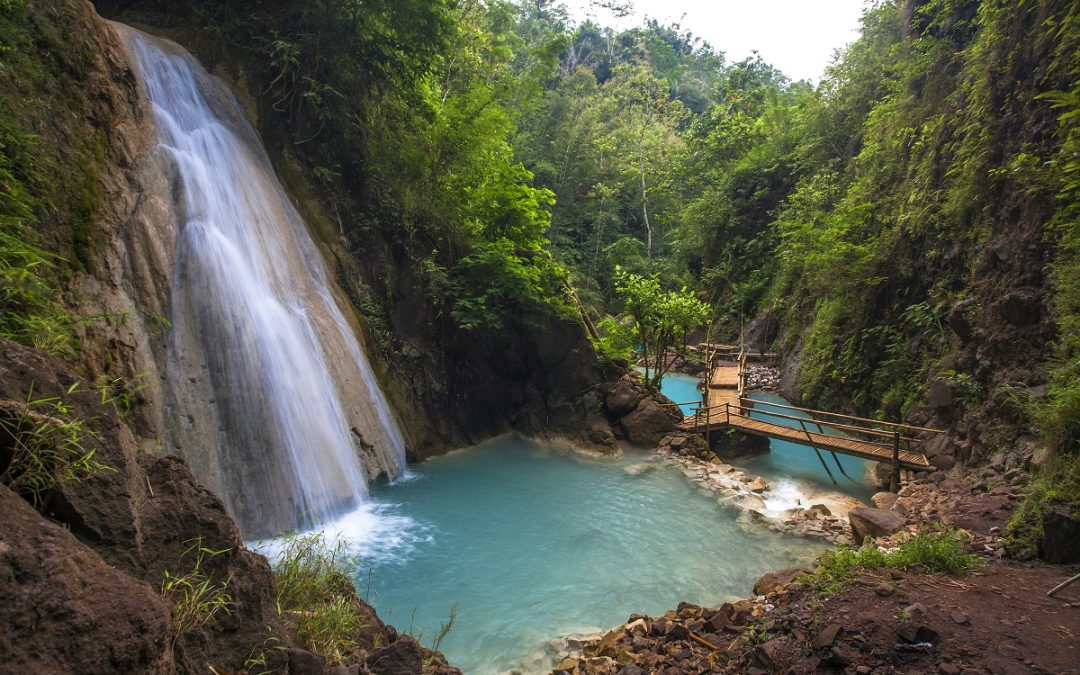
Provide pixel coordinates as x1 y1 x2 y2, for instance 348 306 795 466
118 27 409 537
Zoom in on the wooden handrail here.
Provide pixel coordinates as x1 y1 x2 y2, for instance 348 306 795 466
692 402 915 448
728 404 908 446
657 401 704 408
739 398 944 435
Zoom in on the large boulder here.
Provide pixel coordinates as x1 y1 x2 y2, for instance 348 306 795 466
848 507 906 543
1038 504 1080 564
753 566 806 595
604 378 644 418
709 428 770 459
620 397 680 447
366 637 424 675
0 486 173 674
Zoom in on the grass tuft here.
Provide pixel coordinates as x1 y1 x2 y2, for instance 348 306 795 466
270 531 369 664
161 538 233 644
0 382 112 504
802 528 981 595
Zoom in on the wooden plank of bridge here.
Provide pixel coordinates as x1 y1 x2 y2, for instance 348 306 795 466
710 366 739 389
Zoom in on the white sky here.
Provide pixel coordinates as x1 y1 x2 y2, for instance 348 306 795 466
562 0 869 82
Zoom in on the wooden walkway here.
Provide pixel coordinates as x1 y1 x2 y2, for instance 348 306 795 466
673 352 935 485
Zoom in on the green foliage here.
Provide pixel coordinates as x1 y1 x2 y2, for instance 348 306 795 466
591 315 637 364
430 601 458 653
96 372 147 418
614 266 709 388
0 0 108 356
269 531 369 664
802 529 980 596
243 626 288 675
1004 6 1080 560
0 382 112 505
161 538 233 642
428 240 574 332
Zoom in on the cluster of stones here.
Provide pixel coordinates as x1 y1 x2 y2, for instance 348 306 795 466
655 433 854 545
744 364 780 390
550 596 781 675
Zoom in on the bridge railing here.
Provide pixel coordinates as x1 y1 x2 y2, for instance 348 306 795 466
682 398 940 489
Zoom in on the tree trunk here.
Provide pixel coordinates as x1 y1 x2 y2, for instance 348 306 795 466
638 140 652 263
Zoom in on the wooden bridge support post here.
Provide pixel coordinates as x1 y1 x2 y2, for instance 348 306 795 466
890 431 901 493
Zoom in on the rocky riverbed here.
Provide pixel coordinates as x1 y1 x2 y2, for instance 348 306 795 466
653 432 857 545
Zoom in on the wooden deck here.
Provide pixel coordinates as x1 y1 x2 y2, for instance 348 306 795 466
677 353 934 474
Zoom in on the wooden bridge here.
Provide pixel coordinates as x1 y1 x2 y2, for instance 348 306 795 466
672 350 937 491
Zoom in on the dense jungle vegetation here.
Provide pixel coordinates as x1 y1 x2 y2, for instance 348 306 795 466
4 0 1078 550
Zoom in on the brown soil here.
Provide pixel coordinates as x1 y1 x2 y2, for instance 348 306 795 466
731 562 1080 675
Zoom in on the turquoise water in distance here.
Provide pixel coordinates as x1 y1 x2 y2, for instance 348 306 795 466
635 368 702 415
659 372 703 415
357 437 827 674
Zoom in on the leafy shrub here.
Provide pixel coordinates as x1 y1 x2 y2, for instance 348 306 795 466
1005 454 1080 560
592 315 637 364
270 532 369 664
802 529 980 595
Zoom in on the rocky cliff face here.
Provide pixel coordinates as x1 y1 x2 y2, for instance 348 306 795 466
0 338 285 672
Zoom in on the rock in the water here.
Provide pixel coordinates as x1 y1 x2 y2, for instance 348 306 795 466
710 428 771 459
753 566 805 595
366 637 423 675
848 507 906 543
748 476 769 493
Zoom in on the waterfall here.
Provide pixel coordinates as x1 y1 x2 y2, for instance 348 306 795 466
118 27 409 538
